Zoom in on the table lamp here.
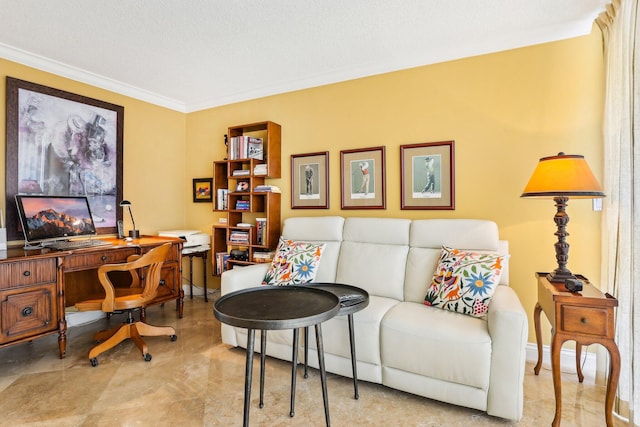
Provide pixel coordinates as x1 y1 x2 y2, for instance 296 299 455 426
119 200 139 238
521 152 605 283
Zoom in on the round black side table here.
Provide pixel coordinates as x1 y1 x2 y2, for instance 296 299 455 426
214 286 340 427
302 282 369 399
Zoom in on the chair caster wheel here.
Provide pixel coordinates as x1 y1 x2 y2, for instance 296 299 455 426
144 353 152 362
170 334 177 342
90 358 99 367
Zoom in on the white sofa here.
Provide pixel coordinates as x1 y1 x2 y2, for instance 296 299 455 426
220 216 528 421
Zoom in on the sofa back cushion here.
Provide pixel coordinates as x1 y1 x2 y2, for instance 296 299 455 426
281 216 344 283
405 219 507 303
335 218 410 300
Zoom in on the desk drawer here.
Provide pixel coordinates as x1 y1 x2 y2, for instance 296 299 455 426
63 248 138 272
0 284 57 342
0 259 57 289
561 305 611 337
140 244 180 263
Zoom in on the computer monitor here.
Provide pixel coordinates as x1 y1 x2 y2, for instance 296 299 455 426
15 195 98 245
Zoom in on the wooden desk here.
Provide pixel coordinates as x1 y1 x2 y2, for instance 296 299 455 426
0 236 184 359
533 272 620 427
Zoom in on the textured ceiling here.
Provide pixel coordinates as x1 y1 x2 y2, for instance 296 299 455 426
0 0 609 112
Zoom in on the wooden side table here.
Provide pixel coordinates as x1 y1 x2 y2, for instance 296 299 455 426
533 272 620 427
183 248 209 302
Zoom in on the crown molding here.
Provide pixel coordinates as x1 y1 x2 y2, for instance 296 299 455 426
0 43 187 113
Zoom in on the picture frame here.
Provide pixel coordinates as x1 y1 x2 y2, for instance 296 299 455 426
5 77 124 240
193 178 213 202
400 140 455 210
291 151 329 209
340 146 386 210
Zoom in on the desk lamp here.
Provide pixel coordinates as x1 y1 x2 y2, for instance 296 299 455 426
521 152 605 283
119 200 139 238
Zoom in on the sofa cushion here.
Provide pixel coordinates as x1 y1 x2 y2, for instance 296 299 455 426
425 246 506 317
282 216 344 283
404 247 442 303
410 219 500 251
336 241 408 300
262 238 325 286
381 301 492 390
335 217 410 300
306 295 399 367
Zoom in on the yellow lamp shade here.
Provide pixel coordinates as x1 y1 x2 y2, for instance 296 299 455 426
521 153 605 198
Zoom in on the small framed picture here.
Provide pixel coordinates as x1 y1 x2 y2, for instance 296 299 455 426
340 146 386 210
291 151 329 209
193 178 213 203
400 141 455 210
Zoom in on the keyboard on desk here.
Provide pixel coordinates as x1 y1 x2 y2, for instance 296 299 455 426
47 239 113 250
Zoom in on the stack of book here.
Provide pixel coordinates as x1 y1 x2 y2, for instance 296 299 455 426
229 136 263 160
232 169 250 176
254 185 281 193
235 200 250 210
253 250 275 263
253 164 267 175
229 230 249 244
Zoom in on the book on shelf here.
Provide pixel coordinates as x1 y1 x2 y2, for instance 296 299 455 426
255 218 267 245
248 139 263 160
232 169 250 176
235 200 250 210
229 136 264 160
229 230 249 244
215 252 230 275
216 189 228 210
254 185 281 193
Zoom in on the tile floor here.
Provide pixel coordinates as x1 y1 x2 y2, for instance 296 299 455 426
0 291 628 426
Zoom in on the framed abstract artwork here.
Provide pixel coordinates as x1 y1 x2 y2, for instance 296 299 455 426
400 140 455 210
291 151 329 209
193 178 213 203
340 146 386 210
5 77 124 239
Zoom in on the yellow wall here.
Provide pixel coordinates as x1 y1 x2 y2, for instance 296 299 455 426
187 27 605 344
0 60 188 236
0 26 604 345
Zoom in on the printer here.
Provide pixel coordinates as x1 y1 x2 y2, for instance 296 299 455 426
158 230 210 248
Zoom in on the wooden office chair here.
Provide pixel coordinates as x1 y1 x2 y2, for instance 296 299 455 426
75 243 177 366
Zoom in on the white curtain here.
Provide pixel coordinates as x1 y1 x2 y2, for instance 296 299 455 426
597 0 640 423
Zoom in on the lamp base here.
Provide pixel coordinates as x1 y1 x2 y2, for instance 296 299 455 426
546 270 576 283
128 230 140 239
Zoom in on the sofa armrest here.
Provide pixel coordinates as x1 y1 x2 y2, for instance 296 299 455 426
221 263 270 296
486 285 528 421
219 264 270 346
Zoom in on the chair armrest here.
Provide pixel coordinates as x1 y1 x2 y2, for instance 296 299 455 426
221 263 270 295
486 285 528 421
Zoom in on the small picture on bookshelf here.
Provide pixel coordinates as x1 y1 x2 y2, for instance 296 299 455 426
235 181 250 192
193 178 213 203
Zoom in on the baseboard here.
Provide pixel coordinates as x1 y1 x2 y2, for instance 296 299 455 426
65 309 106 327
525 342 596 383
182 283 217 297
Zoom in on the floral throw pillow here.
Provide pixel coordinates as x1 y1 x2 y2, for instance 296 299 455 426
424 246 507 318
262 238 326 286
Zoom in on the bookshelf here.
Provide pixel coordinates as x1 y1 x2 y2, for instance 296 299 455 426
212 121 281 274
